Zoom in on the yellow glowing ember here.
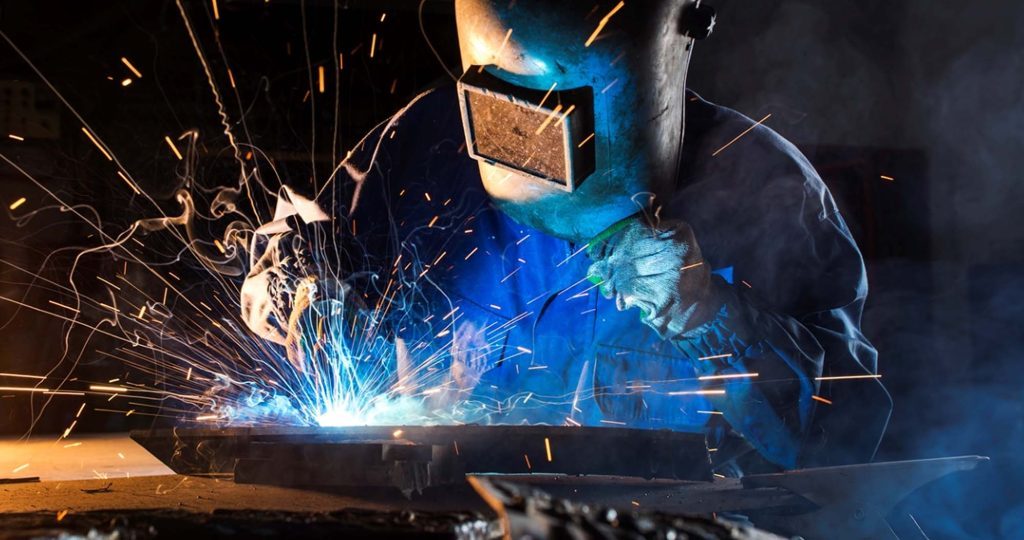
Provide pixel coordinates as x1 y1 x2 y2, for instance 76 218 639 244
89 385 127 393
121 57 142 78
9 197 26 210
318 65 325 93
370 33 378 58
8 133 24 141
535 104 564 135
544 437 553 462
812 395 833 405
116 171 141 195
121 78 133 87
81 127 113 161
164 135 183 160
585 1 625 47
712 113 772 157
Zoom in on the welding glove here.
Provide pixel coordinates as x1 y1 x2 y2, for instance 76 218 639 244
586 217 717 340
240 187 344 346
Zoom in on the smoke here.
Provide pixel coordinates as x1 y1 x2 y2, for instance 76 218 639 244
690 1 1024 537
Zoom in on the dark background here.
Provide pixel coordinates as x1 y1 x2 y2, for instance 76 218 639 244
0 1 1020 538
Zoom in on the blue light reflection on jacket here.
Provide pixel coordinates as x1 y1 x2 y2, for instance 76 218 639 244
286 86 892 469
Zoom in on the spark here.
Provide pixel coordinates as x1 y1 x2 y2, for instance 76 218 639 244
880 175 895 181
8 197 26 210
370 33 378 58
8 133 24 141
63 442 82 448
535 82 558 111
698 353 732 361
80 127 113 161
117 452 126 460
380 12 387 22
57 510 69 522
815 374 882 381
195 414 218 421
120 57 142 78
698 373 758 381
681 261 704 271
500 267 521 283
712 113 772 157
667 389 726 396
0 386 50 393
524 454 532 469
213 239 226 254
317 66 325 93
120 78 133 87
534 104 564 135
585 1 625 47
600 78 619 94
697 410 723 415
599 419 626 426
1 374 48 383
392 429 403 438
544 437 553 462
464 247 478 260
477 28 512 72
164 136 183 160
741 280 753 288
812 395 833 405
577 133 595 148
89 385 127 393
116 171 141 195
565 416 581 426
12 463 29 473
211 0 220 20
428 215 439 228
136 305 147 319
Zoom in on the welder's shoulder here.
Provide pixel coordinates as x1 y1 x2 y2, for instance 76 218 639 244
684 94 834 217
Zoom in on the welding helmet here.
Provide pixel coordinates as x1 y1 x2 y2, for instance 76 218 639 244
455 0 715 243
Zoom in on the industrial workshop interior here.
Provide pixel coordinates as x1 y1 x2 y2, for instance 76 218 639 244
0 0 1020 538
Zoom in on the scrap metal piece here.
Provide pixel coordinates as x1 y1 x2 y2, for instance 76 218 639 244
741 455 989 540
468 476 784 540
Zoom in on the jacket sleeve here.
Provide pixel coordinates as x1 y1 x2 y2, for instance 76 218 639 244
673 175 891 469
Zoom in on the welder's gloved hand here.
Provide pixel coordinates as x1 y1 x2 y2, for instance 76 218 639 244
586 218 716 340
240 187 342 345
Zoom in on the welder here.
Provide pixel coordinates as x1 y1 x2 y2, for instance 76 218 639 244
239 0 892 472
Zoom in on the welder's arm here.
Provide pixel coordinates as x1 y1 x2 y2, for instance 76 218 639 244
240 187 342 347
588 219 819 469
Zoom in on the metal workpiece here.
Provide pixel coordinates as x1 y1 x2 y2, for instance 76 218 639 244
130 425 715 482
130 426 987 539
